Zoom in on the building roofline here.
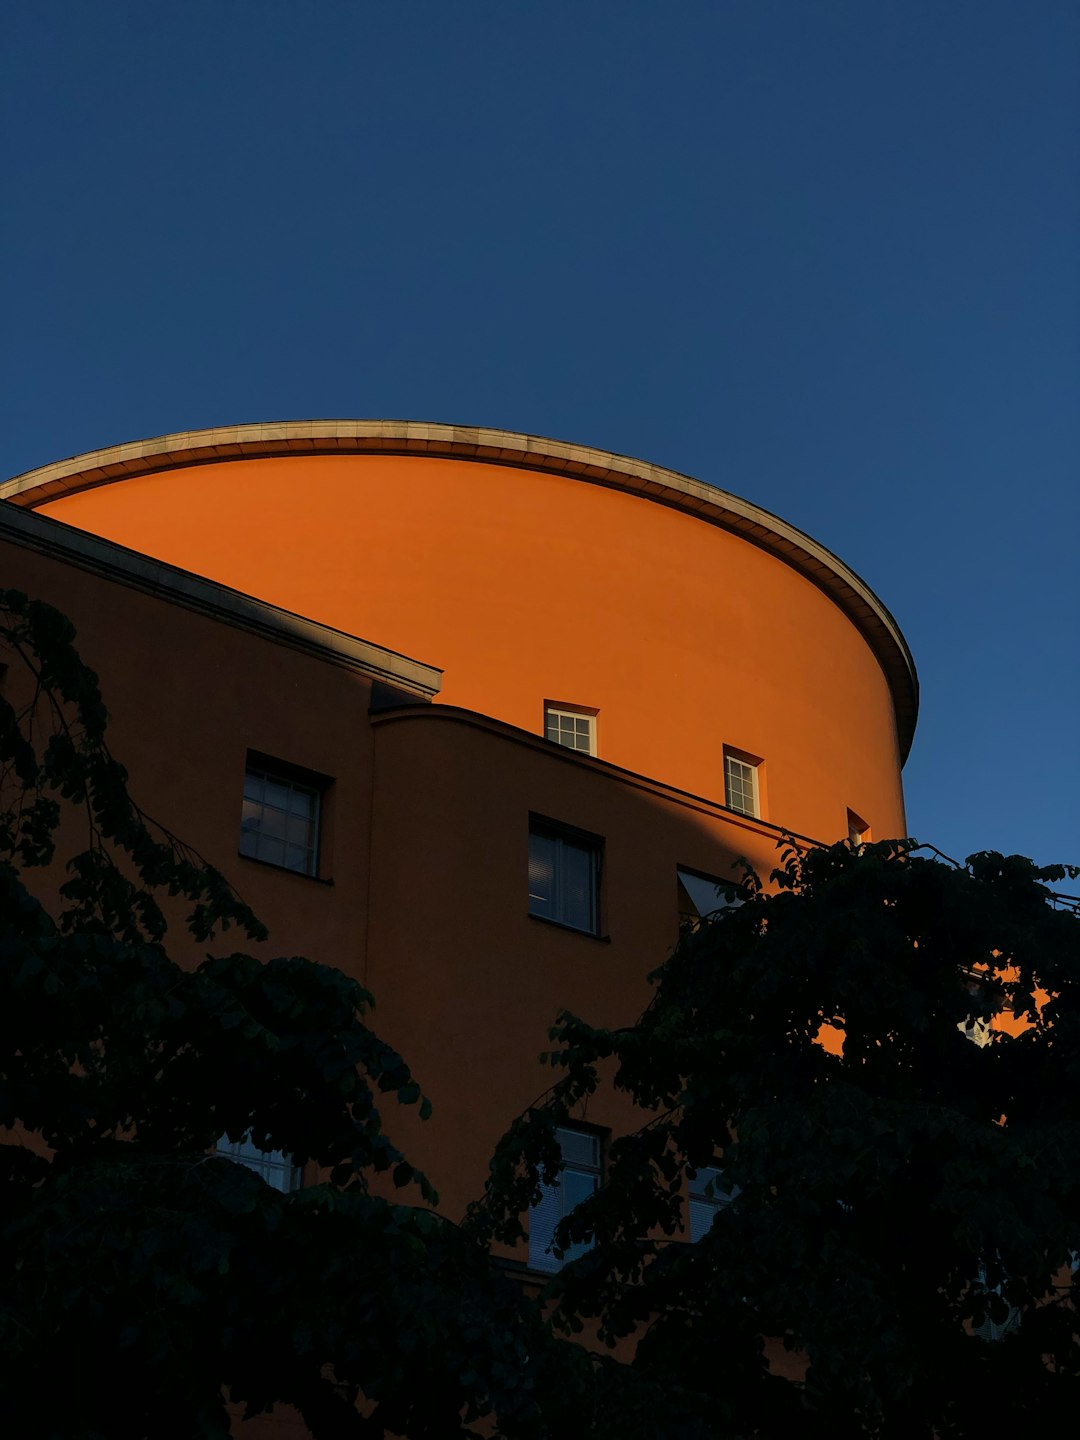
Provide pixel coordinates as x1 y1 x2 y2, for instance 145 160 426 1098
0 502 443 698
0 420 917 759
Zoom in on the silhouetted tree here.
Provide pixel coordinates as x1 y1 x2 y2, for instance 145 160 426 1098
0 590 592 1440
473 835 1080 1437
7 589 1080 1439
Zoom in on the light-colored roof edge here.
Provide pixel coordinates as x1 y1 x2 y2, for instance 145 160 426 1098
0 420 917 760
0 501 442 698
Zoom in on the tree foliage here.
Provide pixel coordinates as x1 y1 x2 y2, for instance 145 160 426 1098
471 839 1080 1437
0 591 591 1440
5 587 1080 1438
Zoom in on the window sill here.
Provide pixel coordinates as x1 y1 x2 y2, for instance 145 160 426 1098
237 851 334 885
528 913 611 943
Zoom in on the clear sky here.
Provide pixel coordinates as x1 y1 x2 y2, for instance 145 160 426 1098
3 2 1077 871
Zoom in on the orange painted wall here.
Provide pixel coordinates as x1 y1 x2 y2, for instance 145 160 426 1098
2 441 916 1434
0 525 794 1231
366 705 789 1226
37 453 907 843
0 531 380 970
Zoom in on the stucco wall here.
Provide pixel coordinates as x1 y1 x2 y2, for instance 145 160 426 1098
35 450 908 841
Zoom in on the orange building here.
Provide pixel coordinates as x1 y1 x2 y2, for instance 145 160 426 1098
0 420 916 1252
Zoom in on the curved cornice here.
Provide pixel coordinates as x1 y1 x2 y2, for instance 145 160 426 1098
0 420 918 760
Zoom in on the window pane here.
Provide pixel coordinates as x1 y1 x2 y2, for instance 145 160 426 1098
559 1216 594 1261
285 783 317 818
724 755 758 816
558 1128 600 1170
258 836 286 867
559 840 595 931
241 764 322 875
286 812 313 846
528 1174 563 1273
562 1168 599 1213
257 805 288 841
690 1196 719 1242
689 1165 724 1201
678 870 728 919
239 799 263 857
528 1128 601 1273
528 832 557 916
545 707 595 755
219 1135 301 1194
263 779 292 811
529 822 601 933
689 1166 737 1242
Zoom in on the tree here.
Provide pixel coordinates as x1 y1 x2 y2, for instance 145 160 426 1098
471 837 1080 1437
0 590 603 1440
8 588 1080 1439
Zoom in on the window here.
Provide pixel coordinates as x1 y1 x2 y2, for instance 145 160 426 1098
217 1135 302 1194
544 703 597 756
240 758 322 876
971 1260 1021 1341
723 749 760 817
688 1165 737 1241
677 866 744 930
847 809 870 848
528 818 601 934
528 1126 602 1273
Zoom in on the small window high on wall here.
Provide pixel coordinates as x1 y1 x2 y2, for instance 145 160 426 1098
723 748 761 818
544 703 597 756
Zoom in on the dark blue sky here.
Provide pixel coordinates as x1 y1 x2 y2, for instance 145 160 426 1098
4 2 1077 870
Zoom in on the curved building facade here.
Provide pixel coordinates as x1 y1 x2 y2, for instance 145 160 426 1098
0 422 916 1234
2 421 914 844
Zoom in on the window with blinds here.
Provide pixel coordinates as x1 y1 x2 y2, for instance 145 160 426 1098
528 818 601 934
528 1126 602 1273
688 1165 736 1241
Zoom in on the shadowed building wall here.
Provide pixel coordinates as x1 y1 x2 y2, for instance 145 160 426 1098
0 420 917 1237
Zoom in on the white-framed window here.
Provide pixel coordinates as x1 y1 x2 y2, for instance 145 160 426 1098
217 1134 303 1194
240 758 322 876
528 1126 602 1273
677 866 744 929
688 1165 737 1241
847 809 870 848
723 749 760 818
544 704 597 756
528 818 601 935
